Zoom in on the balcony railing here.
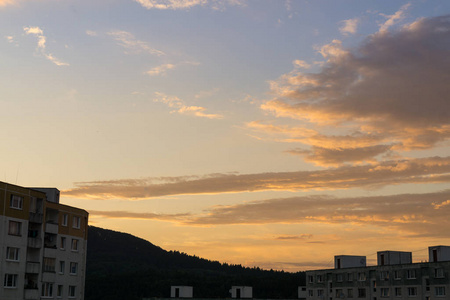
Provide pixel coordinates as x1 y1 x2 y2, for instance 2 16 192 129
29 212 43 223
25 261 40 274
45 222 58 234
27 237 42 249
24 288 39 299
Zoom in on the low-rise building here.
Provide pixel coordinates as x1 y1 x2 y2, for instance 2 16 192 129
0 181 88 300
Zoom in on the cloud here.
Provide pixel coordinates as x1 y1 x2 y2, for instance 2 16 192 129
145 63 176 76
0 0 14 7
107 30 165 56
134 0 245 10
23 26 69 66
89 210 189 221
293 60 311 69
88 190 450 239
85 30 97 37
262 15 450 165
286 145 392 166
274 234 313 240
339 18 359 35
153 92 223 119
63 156 450 199
379 3 411 32
183 190 450 237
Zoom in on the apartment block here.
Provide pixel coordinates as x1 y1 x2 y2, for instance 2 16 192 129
0 181 88 300
306 247 450 300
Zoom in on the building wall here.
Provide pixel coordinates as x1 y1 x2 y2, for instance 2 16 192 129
0 181 88 300
306 261 450 300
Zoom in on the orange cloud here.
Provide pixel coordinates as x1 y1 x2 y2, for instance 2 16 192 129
261 15 450 165
63 156 450 199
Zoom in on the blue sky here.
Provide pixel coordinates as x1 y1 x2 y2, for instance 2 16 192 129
2 0 450 271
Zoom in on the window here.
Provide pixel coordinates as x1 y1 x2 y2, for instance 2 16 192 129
4 274 17 288
57 285 63 298
358 288 366 298
308 290 314 297
435 287 446 297
42 282 53 297
407 270 416 279
43 257 56 273
8 220 22 236
70 262 78 275
394 270 401 280
380 271 389 280
358 272 366 281
62 214 68 226
72 216 80 228
317 289 324 297
71 239 79 251
435 268 444 278
59 261 65 274
348 289 353 298
317 274 323 283
395 287 402 297
381 288 390 297
308 275 314 283
336 289 343 298
10 194 23 209
69 286 76 298
6 247 19 261
347 273 353 281
336 274 343 282
407 287 417 297
60 237 66 250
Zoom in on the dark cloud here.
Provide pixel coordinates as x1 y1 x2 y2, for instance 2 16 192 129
63 156 450 199
184 190 450 238
262 15 450 164
287 145 392 166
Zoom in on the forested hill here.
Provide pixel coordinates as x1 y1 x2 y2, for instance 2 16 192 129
85 226 305 300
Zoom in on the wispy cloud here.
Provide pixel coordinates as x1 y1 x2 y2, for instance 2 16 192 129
378 3 411 32
85 30 97 37
89 210 189 221
23 26 69 66
262 15 450 165
183 191 450 238
153 92 223 119
145 61 199 76
107 30 165 56
145 63 176 76
88 190 450 239
339 18 359 35
134 0 245 10
63 156 450 199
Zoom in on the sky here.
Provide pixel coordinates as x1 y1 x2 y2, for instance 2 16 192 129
1 0 450 272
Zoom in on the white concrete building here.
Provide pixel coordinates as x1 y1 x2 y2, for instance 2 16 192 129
171 286 193 298
230 286 253 299
0 181 88 300
306 246 450 300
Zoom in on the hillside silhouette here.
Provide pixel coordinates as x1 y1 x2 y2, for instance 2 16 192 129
86 226 304 300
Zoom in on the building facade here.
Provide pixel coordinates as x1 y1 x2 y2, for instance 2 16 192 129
0 181 88 300
306 246 450 300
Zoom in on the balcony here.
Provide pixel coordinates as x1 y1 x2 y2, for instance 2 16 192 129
44 247 57 258
29 212 43 223
45 222 58 234
25 262 40 274
27 237 42 249
24 288 39 299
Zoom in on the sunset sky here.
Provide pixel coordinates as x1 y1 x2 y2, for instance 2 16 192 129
1 0 450 271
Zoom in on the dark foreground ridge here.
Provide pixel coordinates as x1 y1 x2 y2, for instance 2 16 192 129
86 226 305 300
